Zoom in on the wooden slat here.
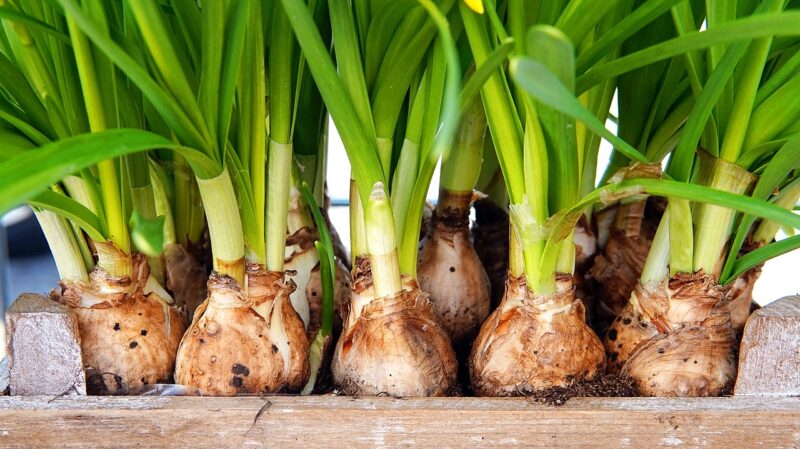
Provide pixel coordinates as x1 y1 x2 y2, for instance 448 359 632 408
1 396 799 448
736 295 800 396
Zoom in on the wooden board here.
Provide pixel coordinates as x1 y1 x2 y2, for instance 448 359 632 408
736 295 800 396
1 395 799 448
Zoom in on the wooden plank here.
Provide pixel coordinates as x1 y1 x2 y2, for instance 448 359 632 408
735 295 800 396
1 396 799 448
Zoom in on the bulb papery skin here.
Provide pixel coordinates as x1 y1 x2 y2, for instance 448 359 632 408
603 282 662 373
590 198 663 330
471 198 510 307
284 226 317 329
728 265 761 337
574 217 598 270
469 274 605 396
726 240 764 337
174 266 309 396
333 266 457 397
164 242 208 324
609 271 736 397
305 257 351 340
418 190 491 344
58 251 185 394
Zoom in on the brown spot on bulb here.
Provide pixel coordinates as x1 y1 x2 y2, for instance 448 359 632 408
232 364 250 376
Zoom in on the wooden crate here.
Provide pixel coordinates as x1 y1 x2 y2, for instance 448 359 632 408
1 395 799 448
4 295 800 448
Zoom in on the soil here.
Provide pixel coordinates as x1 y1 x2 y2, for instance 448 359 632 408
522 374 639 406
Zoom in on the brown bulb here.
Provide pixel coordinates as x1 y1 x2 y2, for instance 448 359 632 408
607 272 736 397
59 252 185 394
590 198 663 330
163 242 208 324
332 267 457 397
175 266 309 395
418 190 490 344
470 274 605 396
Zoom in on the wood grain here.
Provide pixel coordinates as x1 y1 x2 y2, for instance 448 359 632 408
1 395 799 448
735 295 800 396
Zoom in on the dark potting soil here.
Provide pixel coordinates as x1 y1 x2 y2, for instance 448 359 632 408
522 374 639 406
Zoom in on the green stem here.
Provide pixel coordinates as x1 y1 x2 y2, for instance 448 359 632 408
127 153 164 283
245 0 267 256
555 235 575 275
692 154 756 276
377 137 394 180
266 141 293 272
509 224 525 278
460 3 525 205
149 159 176 246
50 183 95 270
68 14 130 275
390 139 419 241
668 198 693 275
639 210 671 283
34 209 89 282
518 101 551 293
439 95 486 192
365 182 402 298
196 168 245 285
349 179 368 262
173 155 205 244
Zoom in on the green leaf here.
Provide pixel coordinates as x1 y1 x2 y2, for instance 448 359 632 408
0 129 213 215
29 190 106 242
129 209 165 257
727 234 800 284
457 38 514 119
217 0 249 152
721 135 800 281
744 76 800 151
510 57 649 165
278 0 384 202
460 5 524 203
555 0 623 45
575 0 682 72
364 1 417 87
669 41 748 181
618 178 800 230
0 6 71 43
300 182 334 336
371 1 453 142
328 0 375 143
577 12 800 93
124 0 209 143
0 52 55 139
526 25 578 212
398 0 461 277
53 0 210 153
